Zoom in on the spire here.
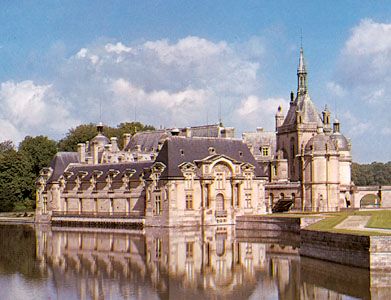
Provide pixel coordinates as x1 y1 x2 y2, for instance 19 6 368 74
298 47 306 73
297 47 308 95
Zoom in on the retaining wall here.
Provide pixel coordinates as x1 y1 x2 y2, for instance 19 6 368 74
300 230 391 270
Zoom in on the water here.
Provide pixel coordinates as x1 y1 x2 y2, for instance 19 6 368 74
0 224 388 300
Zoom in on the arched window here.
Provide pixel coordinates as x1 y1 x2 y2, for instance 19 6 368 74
280 193 285 200
216 193 225 211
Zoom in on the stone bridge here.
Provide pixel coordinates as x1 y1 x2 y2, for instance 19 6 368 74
352 186 391 208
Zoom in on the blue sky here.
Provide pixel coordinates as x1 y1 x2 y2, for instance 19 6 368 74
0 1 390 162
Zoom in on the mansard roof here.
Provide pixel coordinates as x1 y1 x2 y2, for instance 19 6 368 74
48 152 79 182
64 161 153 183
155 137 263 178
124 130 169 152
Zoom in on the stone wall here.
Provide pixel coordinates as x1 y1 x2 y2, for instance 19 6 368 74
300 230 370 268
236 216 302 233
300 230 391 271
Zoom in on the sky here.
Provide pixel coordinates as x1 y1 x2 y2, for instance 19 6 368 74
0 1 390 163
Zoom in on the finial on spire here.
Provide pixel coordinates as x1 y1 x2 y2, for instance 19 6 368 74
298 47 306 73
297 46 308 94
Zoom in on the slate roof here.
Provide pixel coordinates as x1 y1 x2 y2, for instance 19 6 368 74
305 134 336 152
123 124 227 151
283 93 323 127
64 161 153 183
48 152 80 182
183 124 220 137
330 132 350 151
124 130 170 152
242 131 276 157
155 137 264 178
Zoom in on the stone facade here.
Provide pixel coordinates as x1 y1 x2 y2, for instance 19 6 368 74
36 124 266 227
243 48 353 212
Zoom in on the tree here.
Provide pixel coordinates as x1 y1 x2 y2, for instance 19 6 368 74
352 161 391 186
0 140 14 153
57 123 99 152
19 136 58 175
0 149 34 212
57 122 155 151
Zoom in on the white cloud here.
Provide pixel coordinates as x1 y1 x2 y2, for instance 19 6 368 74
326 81 346 98
105 42 132 54
331 19 391 161
0 36 274 143
0 80 78 143
342 111 371 137
234 95 289 130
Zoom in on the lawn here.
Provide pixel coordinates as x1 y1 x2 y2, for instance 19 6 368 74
305 210 391 236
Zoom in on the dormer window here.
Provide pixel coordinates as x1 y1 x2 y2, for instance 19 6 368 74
261 147 270 156
208 147 215 155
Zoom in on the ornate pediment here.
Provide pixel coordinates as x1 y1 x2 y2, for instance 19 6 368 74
178 162 197 173
39 167 53 180
151 162 166 174
241 163 255 172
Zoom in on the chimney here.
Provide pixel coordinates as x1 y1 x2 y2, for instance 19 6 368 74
185 127 191 137
123 133 131 150
77 143 86 163
92 142 99 164
110 137 118 151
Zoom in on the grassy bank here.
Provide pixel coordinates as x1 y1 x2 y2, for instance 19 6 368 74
305 210 391 236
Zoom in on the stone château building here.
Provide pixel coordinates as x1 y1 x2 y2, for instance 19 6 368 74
36 124 266 227
243 48 353 211
36 48 354 227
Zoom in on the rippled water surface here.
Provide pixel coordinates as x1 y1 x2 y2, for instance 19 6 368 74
0 224 389 300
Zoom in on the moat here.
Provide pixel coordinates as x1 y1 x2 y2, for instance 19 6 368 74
0 223 390 300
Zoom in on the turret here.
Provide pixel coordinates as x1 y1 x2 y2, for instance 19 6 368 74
322 105 332 134
275 105 284 131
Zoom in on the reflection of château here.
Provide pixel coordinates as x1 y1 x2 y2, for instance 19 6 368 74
36 48 362 227
35 226 300 299
33 225 386 299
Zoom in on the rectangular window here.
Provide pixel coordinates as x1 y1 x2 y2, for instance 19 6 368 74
186 194 193 210
244 172 252 189
185 173 193 190
186 242 194 259
245 193 252 208
262 147 269 156
215 172 224 189
155 194 162 215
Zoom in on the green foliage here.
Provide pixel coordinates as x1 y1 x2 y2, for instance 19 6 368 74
58 122 155 151
0 140 15 153
19 135 58 175
0 149 35 212
57 123 99 151
352 161 391 186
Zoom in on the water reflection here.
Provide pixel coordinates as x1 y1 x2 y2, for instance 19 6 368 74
0 224 390 299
